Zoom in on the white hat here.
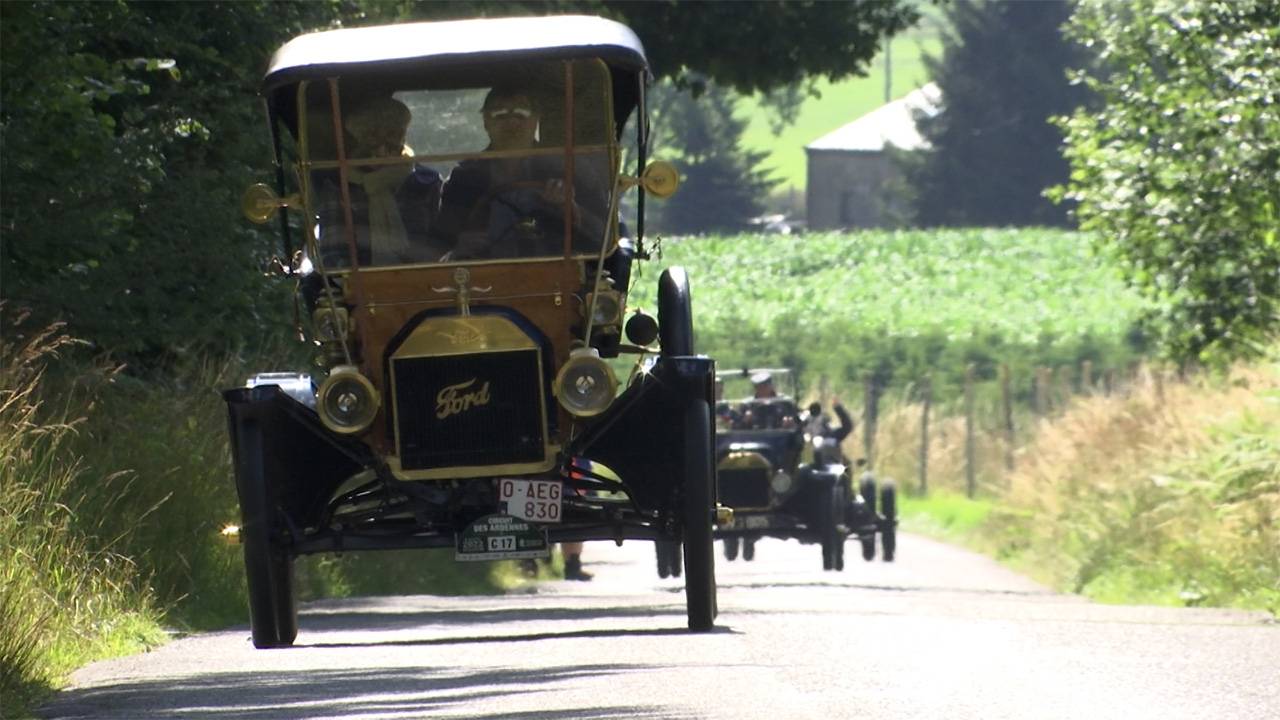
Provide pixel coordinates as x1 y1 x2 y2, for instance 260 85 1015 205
750 371 773 385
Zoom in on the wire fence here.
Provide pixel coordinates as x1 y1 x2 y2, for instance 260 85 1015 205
842 361 1169 498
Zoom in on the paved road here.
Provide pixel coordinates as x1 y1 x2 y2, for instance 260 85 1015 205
37 534 1279 719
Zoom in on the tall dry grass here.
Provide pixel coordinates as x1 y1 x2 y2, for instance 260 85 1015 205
1001 362 1279 608
0 312 164 714
859 359 1279 612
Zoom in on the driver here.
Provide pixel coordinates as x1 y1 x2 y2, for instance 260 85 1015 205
313 96 443 267
434 85 606 259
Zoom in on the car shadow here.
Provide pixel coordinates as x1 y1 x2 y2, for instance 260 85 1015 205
37 665 701 720
713 579 1059 597
298 601 685 631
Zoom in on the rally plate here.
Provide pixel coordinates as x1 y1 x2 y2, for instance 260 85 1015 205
455 514 550 561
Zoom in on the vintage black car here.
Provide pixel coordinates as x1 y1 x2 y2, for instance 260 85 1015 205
227 15 726 648
707 368 897 571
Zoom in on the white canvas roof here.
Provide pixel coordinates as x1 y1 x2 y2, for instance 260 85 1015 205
806 82 941 153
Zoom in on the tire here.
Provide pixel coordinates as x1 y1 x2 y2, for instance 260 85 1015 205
659 267 716 631
880 480 897 563
742 537 756 561
860 535 876 561
723 537 740 561
681 399 717 632
668 541 683 578
820 480 845 571
236 419 297 649
859 474 877 517
655 541 672 579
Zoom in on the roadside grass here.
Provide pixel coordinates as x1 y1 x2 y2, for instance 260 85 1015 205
0 316 166 718
876 357 1280 615
898 490 994 543
0 316 513 717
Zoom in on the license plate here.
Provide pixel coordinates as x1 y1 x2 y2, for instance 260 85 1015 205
499 479 562 523
730 514 770 530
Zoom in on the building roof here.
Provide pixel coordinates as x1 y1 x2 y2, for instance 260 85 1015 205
806 82 941 153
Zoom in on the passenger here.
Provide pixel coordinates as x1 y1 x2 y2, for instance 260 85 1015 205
807 397 855 464
714 378 739 430
435 85 607 259
313 96 443 266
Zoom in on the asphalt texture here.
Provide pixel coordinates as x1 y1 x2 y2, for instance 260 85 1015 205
36 533 1280 719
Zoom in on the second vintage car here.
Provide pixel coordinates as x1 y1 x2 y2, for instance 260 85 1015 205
705 368 897 571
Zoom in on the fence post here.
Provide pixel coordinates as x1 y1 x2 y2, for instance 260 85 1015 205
1057 365 1072 409
964 364 976 498
1081 359 1093 394
1034 366 1051 415
1000 363 1014 470
918 375 931 495
863 372 879 468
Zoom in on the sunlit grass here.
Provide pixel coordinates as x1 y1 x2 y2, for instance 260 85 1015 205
879 356 1280 615
0 312 166 717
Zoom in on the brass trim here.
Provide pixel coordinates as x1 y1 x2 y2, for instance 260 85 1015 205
552 349 618 417
719 450 772 473
386 453 558 481
393 314 540 357
718 450 773 511
317 367 381 435
388 314 553 479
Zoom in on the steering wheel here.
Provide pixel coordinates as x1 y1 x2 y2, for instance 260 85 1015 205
464 179 549 227
451 179 565 259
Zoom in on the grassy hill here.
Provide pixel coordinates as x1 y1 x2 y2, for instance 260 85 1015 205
738 12 945 200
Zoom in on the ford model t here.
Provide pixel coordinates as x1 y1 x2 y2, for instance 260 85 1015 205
710 368 897 571
227 15 722 648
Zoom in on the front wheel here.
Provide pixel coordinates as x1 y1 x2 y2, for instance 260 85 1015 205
821 480 847 571
880 480 898 563
660 267 716 631
723 537 740 561
681 399 717 631
235 419 297 649
655 541 672 579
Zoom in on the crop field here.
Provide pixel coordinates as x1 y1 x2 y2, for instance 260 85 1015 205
629 228 1153 396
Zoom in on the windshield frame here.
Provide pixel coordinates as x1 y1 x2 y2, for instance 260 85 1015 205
294 58 622 276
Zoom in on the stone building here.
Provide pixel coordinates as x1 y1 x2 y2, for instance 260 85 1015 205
804 83 940 230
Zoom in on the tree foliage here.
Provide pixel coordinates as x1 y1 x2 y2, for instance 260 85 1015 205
645 80 779 235
1055 0 1280 363
903 0 1091 227
396 0 919 95
1 1 917 362
1 1 343 360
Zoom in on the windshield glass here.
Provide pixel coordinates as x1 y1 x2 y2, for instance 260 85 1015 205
300 60 616 270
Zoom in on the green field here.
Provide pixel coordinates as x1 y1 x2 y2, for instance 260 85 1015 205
738 18 944 196
631 228 1152 394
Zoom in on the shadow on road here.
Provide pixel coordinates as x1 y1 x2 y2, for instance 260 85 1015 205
302 624 732 649
300 602 687 631
712 579 1058 597
38 665 700 719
